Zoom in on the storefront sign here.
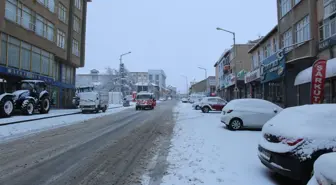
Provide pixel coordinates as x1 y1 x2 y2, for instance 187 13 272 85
244 69 260 83
224 73 235 88
310 59 327 104
260 51 286 83
318 35 336 51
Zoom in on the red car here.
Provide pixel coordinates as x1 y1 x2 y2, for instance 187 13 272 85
199 97 227 113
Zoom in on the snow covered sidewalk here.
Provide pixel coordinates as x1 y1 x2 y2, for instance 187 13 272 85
156 102 277 185
0 104 132 142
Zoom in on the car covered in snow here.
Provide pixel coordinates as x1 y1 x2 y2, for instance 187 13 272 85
258 104 336 184
199 97 227 113
307 152 336 185
191 98 204 110
221 99 282 130
181 98 188 103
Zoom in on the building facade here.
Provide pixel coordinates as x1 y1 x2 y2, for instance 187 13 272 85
0 0 91 108
190 76 216 96
130 72 148 85
148 69 166 88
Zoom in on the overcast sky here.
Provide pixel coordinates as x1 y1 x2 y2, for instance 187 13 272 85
78 0 277 93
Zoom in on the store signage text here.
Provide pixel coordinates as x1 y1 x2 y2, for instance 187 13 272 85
260 51 286 83
244 69 260 84
310 59 327 104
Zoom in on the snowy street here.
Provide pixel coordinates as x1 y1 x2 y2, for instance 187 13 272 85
142 102 298 185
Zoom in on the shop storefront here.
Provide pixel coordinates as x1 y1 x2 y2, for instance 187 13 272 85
237 70 247 98
294 58 336 104
260 51 286 107
244 68 261 98
223 73 235 101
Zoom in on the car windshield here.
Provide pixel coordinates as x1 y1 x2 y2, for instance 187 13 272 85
20 82 33 90
137 94 151 99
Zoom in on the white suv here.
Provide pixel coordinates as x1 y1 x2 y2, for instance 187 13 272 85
199 97 227 113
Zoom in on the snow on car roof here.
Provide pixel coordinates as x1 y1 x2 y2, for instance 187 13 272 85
21 80 45 83
313 153 336 183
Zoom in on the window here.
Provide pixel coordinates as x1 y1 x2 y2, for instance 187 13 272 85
263 46 268 59
5 0 17 22
73 16 80 33
47 22 54 41
54 61 59 81
257 50 261 62
320 17 336 41
67 66 71 84
1 34 7 65
58 3 67 23
57 29 66 49
280 0 291 17
266 41 272 56
294 0 301 5
75 0 81 10
252 53 258 69
41 50 49 75
72 39 80 56
272 37 278 52
35 15 44 36
32 47 41 73
20 42 31 70
37 0 55 12
22 6 34 31
7 36 20 68
62 64 66 82
149 74 153 81
295 16 310 44
35 14 55 41
92 75 98 82
324 0 336 19
282 29 293 52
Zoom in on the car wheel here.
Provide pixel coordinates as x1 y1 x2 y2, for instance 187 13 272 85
229 118 243 130
102 105 107 112
0 97 14 117
202 106 210 113
39 96 50 114
22 100 34 115
195 105 200 110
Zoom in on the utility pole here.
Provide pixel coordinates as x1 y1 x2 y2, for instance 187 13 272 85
119 51 131 96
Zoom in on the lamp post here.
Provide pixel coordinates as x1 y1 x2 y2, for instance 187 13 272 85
198 67 207 79
216 27 239 99
119 51 131 96
181 75 188 95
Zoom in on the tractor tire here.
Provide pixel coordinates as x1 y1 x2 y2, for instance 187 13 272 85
0 96 14 118
22 99 34 115
40 96 51 114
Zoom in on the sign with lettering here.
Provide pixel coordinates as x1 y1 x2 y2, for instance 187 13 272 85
244 69 260 84
310 59 327 104
224 73 235 88
260 51 286 83
318 34 336 51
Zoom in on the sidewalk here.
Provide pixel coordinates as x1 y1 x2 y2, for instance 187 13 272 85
1 104 124 126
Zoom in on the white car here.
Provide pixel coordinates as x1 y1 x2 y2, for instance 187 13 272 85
308 153 336 185
181 98 188 103
258 104 336 184
221 99 282 130
191 99 203 110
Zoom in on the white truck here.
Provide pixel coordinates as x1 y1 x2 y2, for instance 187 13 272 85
78 86 109 113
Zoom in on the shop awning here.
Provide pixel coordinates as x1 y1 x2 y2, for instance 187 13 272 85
294 58 336 86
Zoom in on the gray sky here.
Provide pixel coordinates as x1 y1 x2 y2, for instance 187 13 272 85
78 0 277 92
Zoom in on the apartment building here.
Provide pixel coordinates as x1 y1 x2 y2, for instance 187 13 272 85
277 0 318 107
130 72 148 85
0 0 91 108
246 26 284 105
292 0 336 104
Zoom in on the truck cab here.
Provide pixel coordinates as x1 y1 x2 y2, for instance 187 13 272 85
78 86 108 113
135 92 156 110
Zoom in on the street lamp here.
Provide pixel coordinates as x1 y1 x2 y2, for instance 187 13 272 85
216 27 239 99
198 67 207 79
181 75 188 94
119 51 132 64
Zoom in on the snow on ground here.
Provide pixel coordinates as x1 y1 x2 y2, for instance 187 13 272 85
0 105 133 142
154 102 276 185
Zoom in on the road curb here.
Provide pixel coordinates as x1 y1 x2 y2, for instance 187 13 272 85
0 106 124 126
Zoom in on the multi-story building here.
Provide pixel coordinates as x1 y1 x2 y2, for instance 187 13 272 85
0 0 91 108
276 0 318 107
215 42 255 100
189 76 216 96
246 26 283 105
129 72 148 85
148 69 166 88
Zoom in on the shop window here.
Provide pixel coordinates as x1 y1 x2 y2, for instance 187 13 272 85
66 66 71 84
20 42 31 70
324 80 332 103
1 34 7 65
32 47 41 73
8 36 20 68
49 55 54 77
41 50 49 75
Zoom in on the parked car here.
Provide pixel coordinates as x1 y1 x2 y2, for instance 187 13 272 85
181 98 188 103
258 104 336 184
191 98 204 110
199 97 227 113
135 92 156 110
221 99 283 130
308 152 336 185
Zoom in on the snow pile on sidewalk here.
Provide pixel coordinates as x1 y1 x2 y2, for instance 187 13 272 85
0 106 130 142
158 103 275 185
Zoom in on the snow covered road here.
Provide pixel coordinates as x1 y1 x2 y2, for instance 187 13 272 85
143 102 297 185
